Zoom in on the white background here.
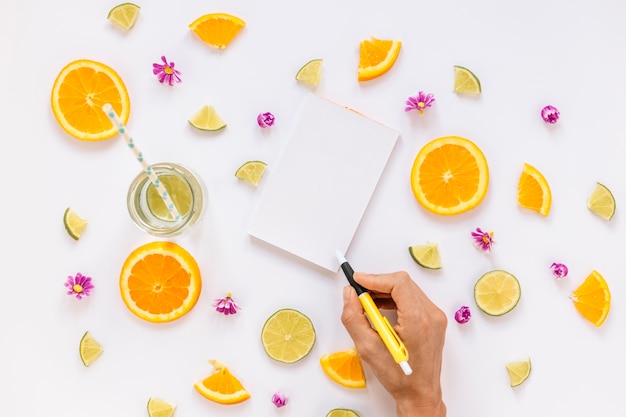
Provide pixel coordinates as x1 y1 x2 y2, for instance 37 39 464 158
2 0 626 416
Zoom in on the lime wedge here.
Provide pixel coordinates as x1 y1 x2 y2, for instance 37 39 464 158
235 160 267 186
505 357 531 387
79 331 103 367
474 270 521 316
296 59 323 87
107 3 141 30
146 174 192 221
147 397 176 417
189 105 227 131
261 308 316 363
326 409 361 417
587 182 615 220
408 243 442 269
64 207 87 240
453 65 481 94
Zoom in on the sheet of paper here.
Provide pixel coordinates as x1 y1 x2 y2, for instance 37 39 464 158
248 94 399 272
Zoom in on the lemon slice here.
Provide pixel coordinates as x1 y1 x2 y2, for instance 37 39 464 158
107 3 141 30
146 174 192 220
408 243 442 270
147 397 176 417
188 105 227 131
79 331 103 367
235 160 267 186
326 409 361 417
587 182 616 220
505 357 531 387
474 270 521 316
64 207 87 240
261 308 316 363
453 65 481 94
296 59 323 87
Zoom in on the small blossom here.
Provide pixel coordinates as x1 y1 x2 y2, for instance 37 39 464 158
257 112 275 128
271 392 288 408
65 273 94 300
471 227 494 253
152 56 182 86
213 292 241 315
405 91 435 114
454 306 471 324
541 105 560 124
550 262 568 279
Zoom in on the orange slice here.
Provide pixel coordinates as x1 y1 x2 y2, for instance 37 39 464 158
189 13 245 49
194 360 251 404
51 59 130 141
119 241 202 323
320 348 366 388
517 163 552 216
357 37 401 82
410 136 489 216
571 270 610 327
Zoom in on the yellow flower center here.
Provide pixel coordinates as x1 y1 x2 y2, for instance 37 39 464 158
164 66 173 75
418 102 425 108
73 284 84 293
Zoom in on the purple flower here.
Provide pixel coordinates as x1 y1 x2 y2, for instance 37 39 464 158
454 306 471 324
405 91 435 114
257 112 275 128
550 262 568 279
541 105 560 124
65 273 94 300
471 227 494 253
271 392 288 408
152 56 182 86
213 292 241 315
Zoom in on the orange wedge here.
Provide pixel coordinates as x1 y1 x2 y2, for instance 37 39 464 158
320 348 366 388
517 163 551 216
571 270 611 327
189 13 245 49
410 136 489 216
194 360 251 404
357 37 401 82
51 59 130 141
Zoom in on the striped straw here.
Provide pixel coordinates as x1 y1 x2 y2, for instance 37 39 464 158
102 103 181 222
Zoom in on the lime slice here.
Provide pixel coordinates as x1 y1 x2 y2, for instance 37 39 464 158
146 174 192 221
505 357 531 387
64 207 87 240
235 160 267 186
261 308 316 363
107 3 141 30
474 270 521 316
188 105 227 131
147 397 176 417
587 182 615 220
408 243 442 270
79 331 103 367
296 59 323 87
453 65 481 94
326 409 361 417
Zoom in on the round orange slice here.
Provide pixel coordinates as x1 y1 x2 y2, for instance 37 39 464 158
517 163 551 216
571 270 610 327
357 37 401 82
119 241 202 323
410 136 489 216
189 13 245 49
51 59 130 141
320 348 366 388
194 360 251 404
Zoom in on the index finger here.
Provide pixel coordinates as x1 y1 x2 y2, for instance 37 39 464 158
353 271 430 305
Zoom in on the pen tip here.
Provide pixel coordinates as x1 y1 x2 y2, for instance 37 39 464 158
335 250 347 265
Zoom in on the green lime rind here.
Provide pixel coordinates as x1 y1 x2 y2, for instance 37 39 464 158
505 357 531 387
587 182 616 221
261 308 316 363
453 65 481 93
325 408 361 417
408 243 442 270
473 270 521 316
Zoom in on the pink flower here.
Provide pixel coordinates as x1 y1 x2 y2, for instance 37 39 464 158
405 91 435 114
271 392 288 408
257 112 275 128
550 262 568 279
152 56 182 86
471 227 494 253
454 306 471 324
541 105 560 124
65 273 94 300
213 292 241 315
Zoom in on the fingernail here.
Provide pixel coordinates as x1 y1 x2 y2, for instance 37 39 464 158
343 285 352 301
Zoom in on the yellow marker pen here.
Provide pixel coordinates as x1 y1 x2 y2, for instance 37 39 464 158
336 251 412 375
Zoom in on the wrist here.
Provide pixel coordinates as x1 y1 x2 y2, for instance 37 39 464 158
396 398 446 417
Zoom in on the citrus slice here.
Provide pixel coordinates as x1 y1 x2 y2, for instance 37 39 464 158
64 207 87 240
517 163 552 216
79 331 103 367
408 243 442 270
147 397 176 417
119 241 202 323
188 105 226 131
326 409 361 417
107 3 140 30
505 357 531 387
261 308 316 363
296 59 323 87
357 37 402 82
146 174 192 221
587 182 616 220
189 13 245 49
51 59 130 141
194 360 251 404
410 136 489 216
474 270 521 316
320 348 366 388
571 270 610 327
453 65 481 94
235 160 267 186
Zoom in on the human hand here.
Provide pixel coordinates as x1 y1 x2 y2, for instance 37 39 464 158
341 271 447 417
